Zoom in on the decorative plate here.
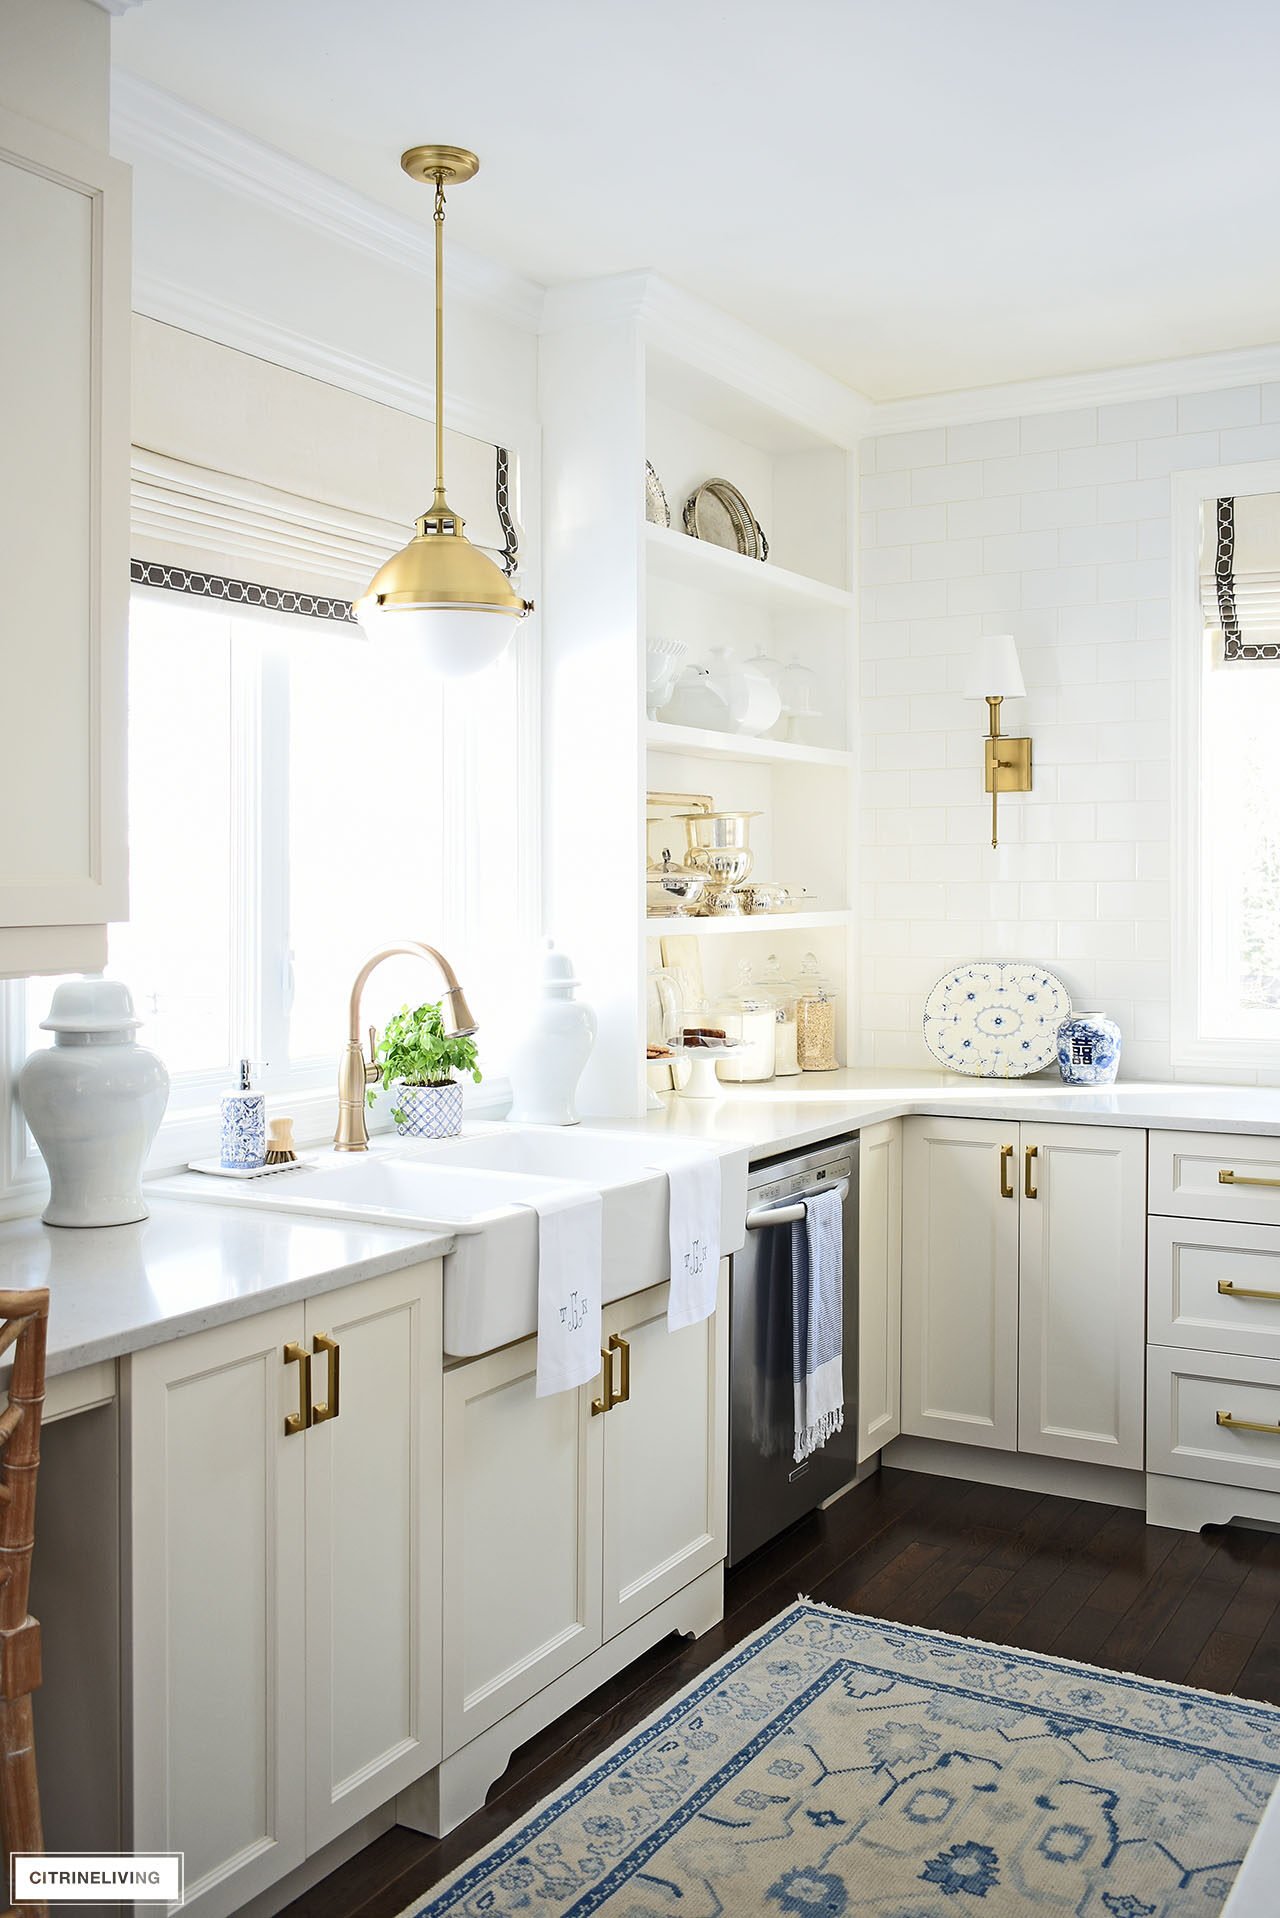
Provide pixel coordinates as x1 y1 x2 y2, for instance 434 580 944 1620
682 478 768 561
645 461 671 527
922 961 1071 1078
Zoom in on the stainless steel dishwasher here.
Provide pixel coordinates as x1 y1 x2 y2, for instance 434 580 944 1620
728 1138 859 1566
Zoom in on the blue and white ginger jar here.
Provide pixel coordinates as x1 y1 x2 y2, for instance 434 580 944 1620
1056 1011 1122 1086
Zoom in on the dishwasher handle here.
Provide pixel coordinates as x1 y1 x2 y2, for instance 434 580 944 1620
746 1179 849 1230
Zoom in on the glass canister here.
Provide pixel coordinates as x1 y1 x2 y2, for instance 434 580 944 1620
795 952 839 1071
714 962 777 1082
759 952 802 1076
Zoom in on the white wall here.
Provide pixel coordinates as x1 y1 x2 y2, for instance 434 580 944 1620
0 0 109 144
858 382 1280 1081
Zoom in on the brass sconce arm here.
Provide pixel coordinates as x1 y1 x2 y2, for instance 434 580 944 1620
982 695 1033 849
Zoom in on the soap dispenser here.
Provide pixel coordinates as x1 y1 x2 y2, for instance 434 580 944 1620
221 1058 266 1169
507 941 597 1126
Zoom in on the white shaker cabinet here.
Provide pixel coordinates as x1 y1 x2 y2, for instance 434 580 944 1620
1017 1123 1147 1469
442 1268 728 1755
0 105 129 975
857 1119 903 1462
124 1261 443 1918
902 1117 1146 1470
902 1117 1020 1450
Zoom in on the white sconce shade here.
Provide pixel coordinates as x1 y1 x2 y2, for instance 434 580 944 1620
963 633 1026 700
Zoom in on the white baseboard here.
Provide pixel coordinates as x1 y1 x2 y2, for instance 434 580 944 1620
883 1435 1146 1510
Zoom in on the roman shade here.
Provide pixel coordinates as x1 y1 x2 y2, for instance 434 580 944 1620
1201 493 1280 660
128 316 518 607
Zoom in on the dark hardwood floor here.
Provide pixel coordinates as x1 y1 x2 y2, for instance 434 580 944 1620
282 1467 1280 1918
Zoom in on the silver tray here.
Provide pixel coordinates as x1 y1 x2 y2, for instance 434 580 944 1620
682 477 768 561
645 461 671 527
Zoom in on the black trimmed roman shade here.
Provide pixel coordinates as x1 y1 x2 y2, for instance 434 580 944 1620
1201 494 1280 660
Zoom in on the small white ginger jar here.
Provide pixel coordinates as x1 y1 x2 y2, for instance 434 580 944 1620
507 941 597 1127
19 980 169 1228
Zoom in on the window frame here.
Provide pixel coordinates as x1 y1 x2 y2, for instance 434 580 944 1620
1172 458 1280 1076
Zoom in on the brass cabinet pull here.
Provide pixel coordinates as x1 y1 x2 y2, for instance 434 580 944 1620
590 1348 614 1417
1217 1280 1280 1304
1216 1409 1280 1437
312 1332 340 1423
1024 1144 1038 1200
1219 1169 1280 1190
999 1144 1014 1200
609 1333 631 1406
283 1341 312 1436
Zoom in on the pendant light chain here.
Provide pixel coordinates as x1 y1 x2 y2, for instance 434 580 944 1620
433 175 447 509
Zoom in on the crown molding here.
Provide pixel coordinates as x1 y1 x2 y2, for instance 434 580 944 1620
110 71 545 335
867 340 1280 437
132 270 538 456
542 272 873 449
88 1 149 13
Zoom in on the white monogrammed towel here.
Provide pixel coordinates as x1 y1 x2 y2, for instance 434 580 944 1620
528 1184 604 1398
665 1152 722 1330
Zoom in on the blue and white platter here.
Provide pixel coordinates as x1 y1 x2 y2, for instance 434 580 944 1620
922 960 1071 1078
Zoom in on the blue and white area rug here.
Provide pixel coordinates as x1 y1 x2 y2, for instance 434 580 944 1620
405 1602 1280 1916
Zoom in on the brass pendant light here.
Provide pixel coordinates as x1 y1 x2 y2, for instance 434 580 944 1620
353 144 533 675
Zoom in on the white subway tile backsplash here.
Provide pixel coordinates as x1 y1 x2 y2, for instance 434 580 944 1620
1098 396 1178 442
946 496 1020 539
876 503 948 545
1219 423 1280 462
1058 442 1138 487
912 538 986 580
1136 431 1219 478
912 463 984 504
982 450 1059 496
860 469 912 511
1019 408 1098 452
1177 386 1261 432
947 419 1020 462
1020 487 1097 530
982 530 1059 573
947 573 1022 614
875 428 947 471
856 378 1280 1079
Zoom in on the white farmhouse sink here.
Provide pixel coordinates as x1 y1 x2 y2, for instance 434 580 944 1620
156 1126 747 1358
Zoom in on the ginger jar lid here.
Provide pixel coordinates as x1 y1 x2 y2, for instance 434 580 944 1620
39 978 142 1034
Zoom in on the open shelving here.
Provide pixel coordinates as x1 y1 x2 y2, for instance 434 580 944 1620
540 273 863 1114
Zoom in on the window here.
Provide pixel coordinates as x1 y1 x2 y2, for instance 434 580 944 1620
1173 464 1280 1073
21 586 536 1140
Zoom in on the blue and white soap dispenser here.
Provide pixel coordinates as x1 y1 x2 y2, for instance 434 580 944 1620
221 1057 266 1169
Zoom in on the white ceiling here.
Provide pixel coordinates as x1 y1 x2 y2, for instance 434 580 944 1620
111 0 1280 402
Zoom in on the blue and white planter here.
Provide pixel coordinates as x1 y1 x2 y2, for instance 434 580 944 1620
1056 1011 1122 1086
390 1080 464 1140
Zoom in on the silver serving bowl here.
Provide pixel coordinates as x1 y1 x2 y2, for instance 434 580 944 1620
685 845 754 888
678 809 760 855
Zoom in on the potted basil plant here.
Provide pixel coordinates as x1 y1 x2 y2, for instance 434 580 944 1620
368 1000 481 1140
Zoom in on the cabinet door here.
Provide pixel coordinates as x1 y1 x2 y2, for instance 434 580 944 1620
125 1306 307 1918
902 1117 1019 1450
1018 1123 1146 1469
0 106 128 972
601 1265 728 1642
442 1333 602 1755
858 1120 902 1462
304 1262 443 1848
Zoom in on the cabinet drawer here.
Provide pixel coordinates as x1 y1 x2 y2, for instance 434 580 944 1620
1149 1216 1280 1362
1147 1346 1280 1492
1149 1130 1280 1225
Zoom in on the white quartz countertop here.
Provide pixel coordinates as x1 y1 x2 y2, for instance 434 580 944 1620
0 1198 453 1379
614 1069 1280 1159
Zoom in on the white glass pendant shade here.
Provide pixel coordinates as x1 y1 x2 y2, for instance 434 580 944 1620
963 633 1025 699
355 599 518 677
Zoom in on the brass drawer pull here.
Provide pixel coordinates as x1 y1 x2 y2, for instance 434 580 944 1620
999 1145 1014 1200
1024 1144 1038 1200
1219 1170 1280 1189
591 1348 614 1417
312 1332 340 1423
1217 1280 1280 1304
283 1341 312 1436
609 1333 631 1406
1216 1409 1280 1437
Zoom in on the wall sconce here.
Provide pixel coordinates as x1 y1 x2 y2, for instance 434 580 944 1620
963 634 1032 848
